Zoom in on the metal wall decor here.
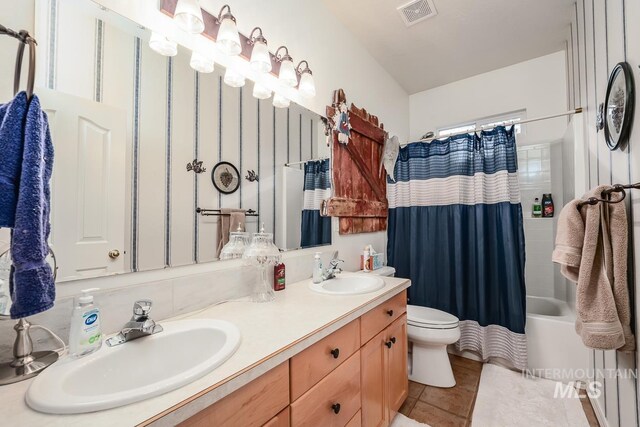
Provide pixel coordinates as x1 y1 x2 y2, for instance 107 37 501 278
186 159 206 174
211 161 240 194
603 62 635 150
245 170 258 182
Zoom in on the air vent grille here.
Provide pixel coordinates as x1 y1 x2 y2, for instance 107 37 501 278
397 0 438 27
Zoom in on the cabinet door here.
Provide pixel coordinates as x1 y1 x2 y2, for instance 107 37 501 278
386 315 408 416
360 329 388 427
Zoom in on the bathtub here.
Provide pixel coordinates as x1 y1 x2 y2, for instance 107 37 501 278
525 296 590 382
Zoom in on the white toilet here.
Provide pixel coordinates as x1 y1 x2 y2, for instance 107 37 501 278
372 266 461 388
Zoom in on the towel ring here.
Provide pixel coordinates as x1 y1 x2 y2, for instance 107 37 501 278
0 246 57 282
13 30 37 100
577 187 627 209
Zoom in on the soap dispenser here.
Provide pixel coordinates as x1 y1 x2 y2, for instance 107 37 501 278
69 288 102 358
312 252 323 283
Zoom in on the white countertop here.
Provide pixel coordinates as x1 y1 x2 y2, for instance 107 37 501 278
0 274 410 427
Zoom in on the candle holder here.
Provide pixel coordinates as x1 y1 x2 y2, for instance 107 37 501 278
242 225 281 303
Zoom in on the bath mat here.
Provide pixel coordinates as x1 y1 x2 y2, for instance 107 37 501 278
390 413 431 427
472 364 589 427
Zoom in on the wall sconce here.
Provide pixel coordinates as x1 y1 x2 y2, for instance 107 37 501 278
224 67 246 87
248 27 271 73
190 51 214 73
253 82 272 99
174 0 204 34
296 60 316 98
149 32 177 56
216 4 241 56
275 46 297 87
273 93 290 108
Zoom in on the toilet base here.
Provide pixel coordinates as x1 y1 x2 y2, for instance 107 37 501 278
409 343 456 388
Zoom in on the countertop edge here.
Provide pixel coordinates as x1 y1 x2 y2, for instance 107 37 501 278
142 279 410 427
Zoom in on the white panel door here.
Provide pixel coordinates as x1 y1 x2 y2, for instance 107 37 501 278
38 88 126 281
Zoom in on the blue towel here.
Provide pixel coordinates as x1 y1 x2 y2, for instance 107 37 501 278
0 92 27 228
0 92 55 319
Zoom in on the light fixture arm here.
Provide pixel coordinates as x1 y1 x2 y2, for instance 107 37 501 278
275 45 292 62
216 4 235 23
296 60 312 75
248 27 267 45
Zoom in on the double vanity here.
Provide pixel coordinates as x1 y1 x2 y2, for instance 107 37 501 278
0 273 410 426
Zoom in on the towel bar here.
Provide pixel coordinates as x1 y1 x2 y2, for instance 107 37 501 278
577 182 640 209
196 207 258 217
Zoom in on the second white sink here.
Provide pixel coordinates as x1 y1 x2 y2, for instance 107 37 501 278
309 273 385 295
26 318 241 414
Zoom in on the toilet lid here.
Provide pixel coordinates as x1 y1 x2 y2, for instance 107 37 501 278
372 266 396 277
407 305 459 328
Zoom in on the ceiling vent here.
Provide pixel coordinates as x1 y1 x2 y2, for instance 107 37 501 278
397 0 438 27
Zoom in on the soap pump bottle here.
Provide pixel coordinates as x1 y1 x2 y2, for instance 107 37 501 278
312 252 323 284
69 288 102 358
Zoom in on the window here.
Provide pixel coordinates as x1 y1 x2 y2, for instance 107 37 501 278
436 110 526 138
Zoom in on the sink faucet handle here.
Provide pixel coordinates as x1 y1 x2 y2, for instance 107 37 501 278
133 300 153 318
329 259 344 268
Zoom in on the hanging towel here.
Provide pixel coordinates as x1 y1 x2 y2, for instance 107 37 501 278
216 209 246 258
0 92 28 228
6 93 55 319
552 186 634 351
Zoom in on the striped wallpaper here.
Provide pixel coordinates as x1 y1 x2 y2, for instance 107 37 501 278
46 2 322 275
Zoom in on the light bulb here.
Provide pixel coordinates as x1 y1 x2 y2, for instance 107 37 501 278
278 58 297 87
190 51 214 73
174 0 205 34
217 17 241 56
299 71 316 98
224 67 245 87
149 32 177 57
250 39 272 73
273 93 290 108
253 82 272 99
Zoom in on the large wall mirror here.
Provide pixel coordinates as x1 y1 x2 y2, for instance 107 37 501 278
21 1 332 283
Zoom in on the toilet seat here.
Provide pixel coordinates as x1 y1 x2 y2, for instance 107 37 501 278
407 305 459 329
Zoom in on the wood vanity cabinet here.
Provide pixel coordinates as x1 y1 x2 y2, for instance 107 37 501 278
175 290 407 427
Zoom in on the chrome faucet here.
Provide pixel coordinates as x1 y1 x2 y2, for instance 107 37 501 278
106 300 163 347
321 258 344 281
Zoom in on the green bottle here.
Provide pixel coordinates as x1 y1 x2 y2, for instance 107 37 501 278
532 197 542 217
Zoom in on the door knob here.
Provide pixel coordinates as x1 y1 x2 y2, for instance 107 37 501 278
108 249 120 259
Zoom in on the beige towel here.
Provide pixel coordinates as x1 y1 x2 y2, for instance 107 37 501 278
552 186 634 351
216 209 246 258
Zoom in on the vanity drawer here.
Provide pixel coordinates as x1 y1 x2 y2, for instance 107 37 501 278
290 318 360 400
360 290 407 345
290 350 361 427
179 361 289 427
264 406 290 427
346 410 362 427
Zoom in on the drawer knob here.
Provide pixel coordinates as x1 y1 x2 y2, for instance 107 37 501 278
390 337 396 344
331 403 341 414
385 340 393 348
387 309 394 316
330 348 340 359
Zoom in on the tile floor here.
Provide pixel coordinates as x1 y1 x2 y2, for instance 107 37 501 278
399 354 600 427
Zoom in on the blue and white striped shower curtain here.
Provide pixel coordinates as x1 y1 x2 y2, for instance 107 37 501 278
301 159 331 248
387 126 527 369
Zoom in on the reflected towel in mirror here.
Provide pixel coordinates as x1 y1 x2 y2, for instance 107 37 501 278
216 209 246 258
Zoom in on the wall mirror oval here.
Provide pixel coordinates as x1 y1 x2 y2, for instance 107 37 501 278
604 62 634 150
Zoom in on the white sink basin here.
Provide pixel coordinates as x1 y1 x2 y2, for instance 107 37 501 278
309 273 385 295
26 318 241 414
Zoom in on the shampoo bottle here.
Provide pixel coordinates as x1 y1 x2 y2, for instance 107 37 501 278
69 288 102 358
312 252 323 283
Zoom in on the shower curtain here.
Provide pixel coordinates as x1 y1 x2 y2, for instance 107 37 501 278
387 126 527 369
301 159 331 248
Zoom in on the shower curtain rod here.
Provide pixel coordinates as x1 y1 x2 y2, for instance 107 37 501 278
406 107 583 145
284 156 329 167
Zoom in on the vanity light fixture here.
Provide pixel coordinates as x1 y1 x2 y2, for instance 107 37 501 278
252 82 272 99
273 93 290 108
224 67 246 87
149 31 178 56
190 51 214 73
248 27 271 73
296 60 316 98
215 4 241 56
274 46 297 87
174 0 205 34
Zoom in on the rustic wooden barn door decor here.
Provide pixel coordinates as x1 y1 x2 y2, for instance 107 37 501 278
325 89 388 234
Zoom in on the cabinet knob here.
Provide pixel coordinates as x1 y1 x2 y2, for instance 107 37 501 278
108 249 120 259
330 348 340 359
385 341 393 348
331 403 341 414
387 309 394 317
390 337 396 344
